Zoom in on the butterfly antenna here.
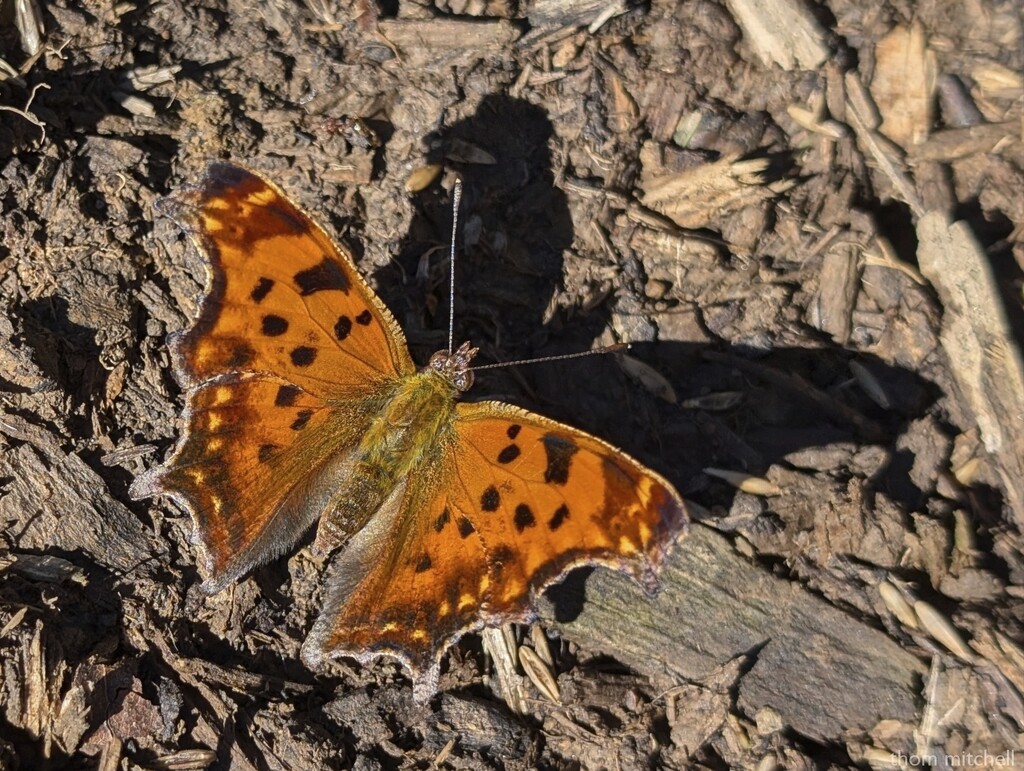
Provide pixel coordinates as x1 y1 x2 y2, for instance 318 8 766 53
471 343 629 371
443 175 625 373
447 176 463 356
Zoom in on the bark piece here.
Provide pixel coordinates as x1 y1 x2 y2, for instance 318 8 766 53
916 212 1024 526
0 413 165 574
538 525 923 742
814 245 861 345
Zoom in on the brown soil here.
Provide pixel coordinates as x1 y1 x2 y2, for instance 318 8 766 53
1 0 1023 769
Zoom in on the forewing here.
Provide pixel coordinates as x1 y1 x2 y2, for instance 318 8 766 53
162 162 414 399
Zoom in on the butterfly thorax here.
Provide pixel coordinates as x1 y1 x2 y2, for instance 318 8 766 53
313 343 477 552
358 341 478 475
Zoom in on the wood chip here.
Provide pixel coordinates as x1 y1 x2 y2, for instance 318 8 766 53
844 71 925 216
378 18 519 68
602 65 639 135
907 122 1020 163
150 749 218 770
871 21 937 149
431 738 457 769
723 0 829 70
0 607 28 638
813 245 860 345
916 212 1024 526
971 60 1024 100
528 0 625 32
482 626 527 714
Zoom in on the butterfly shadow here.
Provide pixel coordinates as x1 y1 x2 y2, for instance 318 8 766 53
375 94 586 370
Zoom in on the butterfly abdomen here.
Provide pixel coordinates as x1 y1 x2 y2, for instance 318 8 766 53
315 369 458 551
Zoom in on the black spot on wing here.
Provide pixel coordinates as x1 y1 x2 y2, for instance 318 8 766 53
513 504 536 532
458 516 475 538
291 410 313 430
335 315 352 341
261 314 288 336
250 277 274 302
355 309 372 325
294 257 350 295
290 346 317 367
549 504 569 531
542 434 579 485
497 444 520 463
481 486 500 512
414 554 432 573
490 544 514 576
258 444 278 463
507 424 521 440
275 384 301 407
226 342 256 368
434 508 451 533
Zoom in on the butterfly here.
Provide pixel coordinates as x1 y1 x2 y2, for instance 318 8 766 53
130 162 689 701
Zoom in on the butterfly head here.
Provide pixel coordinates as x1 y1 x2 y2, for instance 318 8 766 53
427 341 478 393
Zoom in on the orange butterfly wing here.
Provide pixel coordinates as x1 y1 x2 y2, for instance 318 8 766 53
302 401 687 700
162 163 414 397
450 402 687 612
131 163 413 587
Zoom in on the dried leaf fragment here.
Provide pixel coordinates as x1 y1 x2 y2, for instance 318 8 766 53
641 151 794 230
519 645 560 703
913 600 975 661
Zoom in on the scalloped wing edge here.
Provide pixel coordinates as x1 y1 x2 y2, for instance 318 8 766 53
299 442 688 704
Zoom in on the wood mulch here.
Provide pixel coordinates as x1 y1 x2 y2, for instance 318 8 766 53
1 0 1022 768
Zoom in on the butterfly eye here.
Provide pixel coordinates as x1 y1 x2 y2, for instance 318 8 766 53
429 351 449 371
